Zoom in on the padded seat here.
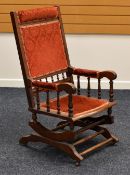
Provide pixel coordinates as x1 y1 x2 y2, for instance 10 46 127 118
41 95 116 120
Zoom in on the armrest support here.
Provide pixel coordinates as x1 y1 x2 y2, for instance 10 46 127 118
32 81 76 94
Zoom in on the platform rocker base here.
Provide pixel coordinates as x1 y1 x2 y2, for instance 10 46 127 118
19 118 118 166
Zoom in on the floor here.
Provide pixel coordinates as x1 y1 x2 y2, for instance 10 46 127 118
0 88 129 175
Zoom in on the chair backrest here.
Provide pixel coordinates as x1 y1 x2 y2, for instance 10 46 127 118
11 6 70 79
10 6 71 108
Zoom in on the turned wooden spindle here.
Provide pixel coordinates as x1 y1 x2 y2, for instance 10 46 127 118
51 76 54 82
87 77 91 97
62 72 65 79
45 77 48 82
36 87 40 110
69 121 74 131
98 78 101 99
46 90 50 112
109 80 114 102
68 94 73 118
77 75 80 95
107 80 114 123
57 74 60 81
57 91 60 114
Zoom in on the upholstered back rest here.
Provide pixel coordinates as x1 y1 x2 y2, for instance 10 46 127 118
16 7 68 79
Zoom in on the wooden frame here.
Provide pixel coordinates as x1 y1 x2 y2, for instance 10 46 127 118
10 6 118 166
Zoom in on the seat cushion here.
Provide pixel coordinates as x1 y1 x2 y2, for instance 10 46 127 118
41 95 114 118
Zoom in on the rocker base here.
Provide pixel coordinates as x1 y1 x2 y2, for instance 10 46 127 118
19 133 83 162
19 120 118 166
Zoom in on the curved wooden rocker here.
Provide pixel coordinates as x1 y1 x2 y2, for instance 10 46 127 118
10 6 118 166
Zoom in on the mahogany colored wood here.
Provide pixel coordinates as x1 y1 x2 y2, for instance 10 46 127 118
57 91 60 114
98 78 101 99
46 91 50 112
10 6 118 166
77 75 80 95
36 87 40 110
87 77 91 97
73 129 105 146
19 133 83 162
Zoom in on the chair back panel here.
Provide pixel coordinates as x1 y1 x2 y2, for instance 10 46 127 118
17 7 68 78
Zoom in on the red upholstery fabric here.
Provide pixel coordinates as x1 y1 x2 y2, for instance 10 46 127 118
18 7 58 23
73 68 98 77
20 21 68 78
32 81 58 90
41 95 109 116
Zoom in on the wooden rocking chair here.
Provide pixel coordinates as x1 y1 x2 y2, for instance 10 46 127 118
10 6 118 166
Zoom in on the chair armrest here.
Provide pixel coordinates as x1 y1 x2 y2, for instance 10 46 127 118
72 67 117 80
32 81 57 90
72 67 99 77
97 71 117 80
32 81 76 94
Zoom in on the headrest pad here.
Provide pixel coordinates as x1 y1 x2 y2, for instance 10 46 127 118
18 7 58 23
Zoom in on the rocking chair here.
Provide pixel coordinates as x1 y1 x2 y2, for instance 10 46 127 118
10 6 118 166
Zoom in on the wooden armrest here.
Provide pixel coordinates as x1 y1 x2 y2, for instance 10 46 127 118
32 81 76 94
71 67 117 80
97 71 117 80
32 81 57 90
72 67 98 77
